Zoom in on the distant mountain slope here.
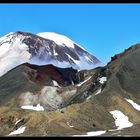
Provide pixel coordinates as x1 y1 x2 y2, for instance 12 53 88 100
0 31 101 77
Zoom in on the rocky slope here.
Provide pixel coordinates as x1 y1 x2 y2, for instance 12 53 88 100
1 43 140 136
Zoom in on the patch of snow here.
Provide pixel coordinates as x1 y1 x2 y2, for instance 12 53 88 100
125 98 140 111
8 126 26 136
15 119 22 125
67 122 74 128
99 77 107 84
77 76 92 87
71 80 74 85
21 104 44 111
37 32 75 48
110 110 133 130
95 89 102 95
53 80 59 87
73 130 106 136
86 95 92 101
53 49 58 56
66 53 78 63
84 55 93 63
86 131 106 136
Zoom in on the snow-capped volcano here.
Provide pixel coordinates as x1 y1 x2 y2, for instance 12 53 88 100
0 31 101 77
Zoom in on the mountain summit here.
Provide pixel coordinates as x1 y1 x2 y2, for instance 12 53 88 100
0 31 101 77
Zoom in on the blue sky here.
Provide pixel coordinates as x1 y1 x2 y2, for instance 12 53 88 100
0 4 140 64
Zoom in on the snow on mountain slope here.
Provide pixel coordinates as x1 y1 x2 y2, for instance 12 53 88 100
0 32 13 42
37 32 75 48
0 31 101 77
36 32 101 68
110 110 133 130
125 98 140 111
0 37 31 76
8 126 26 136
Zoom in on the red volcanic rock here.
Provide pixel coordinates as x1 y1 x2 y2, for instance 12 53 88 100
24 63 79 86
36 64 65 85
